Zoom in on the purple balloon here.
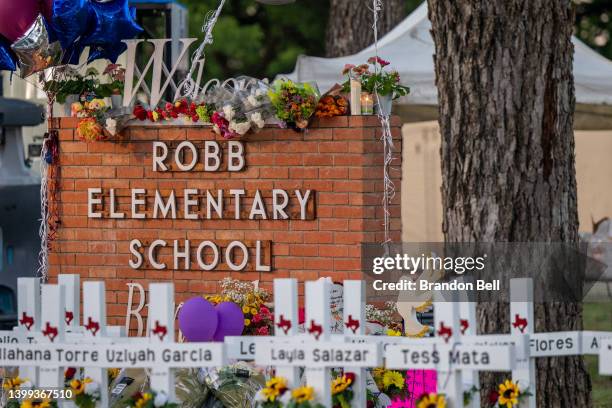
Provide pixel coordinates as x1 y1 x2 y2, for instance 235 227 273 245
213 302 245 342
178 297 218 342
0 0 40 42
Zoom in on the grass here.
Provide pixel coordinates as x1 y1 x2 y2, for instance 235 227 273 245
584 302 612 407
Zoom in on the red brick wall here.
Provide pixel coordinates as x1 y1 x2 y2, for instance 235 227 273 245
47 116 402 325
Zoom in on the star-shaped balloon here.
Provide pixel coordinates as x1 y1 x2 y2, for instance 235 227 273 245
51 0 94 49
0 35 16 71
81 0 142 63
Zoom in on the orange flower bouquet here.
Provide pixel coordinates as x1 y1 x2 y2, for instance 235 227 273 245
315 95 348 118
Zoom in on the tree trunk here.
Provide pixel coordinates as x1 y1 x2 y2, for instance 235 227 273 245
325 0 405 57
427 0 592 407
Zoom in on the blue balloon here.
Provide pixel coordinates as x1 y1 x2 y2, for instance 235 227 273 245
81 0 142 63
61 41 85 65
0 35 16 71
51 0 94 49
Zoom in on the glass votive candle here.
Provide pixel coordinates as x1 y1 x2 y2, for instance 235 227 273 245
361 92 374 115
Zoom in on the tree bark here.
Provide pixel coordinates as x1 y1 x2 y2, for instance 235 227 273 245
427 0 591 407
325 0 405 57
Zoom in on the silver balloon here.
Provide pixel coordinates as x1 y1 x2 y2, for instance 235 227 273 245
11 15 63 78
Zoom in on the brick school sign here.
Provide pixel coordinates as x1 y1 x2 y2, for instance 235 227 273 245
47 116 402 327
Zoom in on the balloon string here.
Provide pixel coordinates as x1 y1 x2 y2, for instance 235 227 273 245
370 0 396 249
179 0 227 99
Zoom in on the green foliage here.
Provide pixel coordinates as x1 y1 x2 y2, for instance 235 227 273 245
268 79 318 127
575 0 612 61
179 0 327 80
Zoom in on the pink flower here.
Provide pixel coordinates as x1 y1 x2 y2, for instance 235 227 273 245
368 56 390 67
103 63 119 75
342 64 355 75
257 326 269 336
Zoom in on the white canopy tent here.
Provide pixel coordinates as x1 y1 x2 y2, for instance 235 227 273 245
285 2 612 106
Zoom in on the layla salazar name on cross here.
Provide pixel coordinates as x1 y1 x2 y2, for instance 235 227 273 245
85 140 317 272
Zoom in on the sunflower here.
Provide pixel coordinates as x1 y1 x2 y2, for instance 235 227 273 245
291 386 315 403
382 371 405 390
261 386 281 401
135 392 152 408
266 376 287 392
498 380 520 407
108 368 121 382
416 393 446 408
331 375 353 395
244 319 251 326
69 377 92 395
20 400 53 408
387 329 402 336
242 306 251 314
3 376 25 390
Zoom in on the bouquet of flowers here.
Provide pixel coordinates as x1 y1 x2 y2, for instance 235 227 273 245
72 98 110 141
341 57 409 100
331 373 355 408
254 377 325 408
268 79 320 130
487 379 531 408
315 94 348 118
415 392 446 408
205 278 273 336
67 377 100 408
126 391 177 408
208 77 274 139
133 99 215 123
370 368 408 402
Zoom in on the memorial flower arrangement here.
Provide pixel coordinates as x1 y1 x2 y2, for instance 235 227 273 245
254 377 324 408
341 57 410 100
3 377 58 408
68 377 100 408
107 368 121 384
209 77 274 138
15 399 57 408
133 99 216 124
415 392 446 408
315 94 348 118
371 368 408 401
331 373 355 408
205 278 273 335
72 98 113 141
127 391 178 408
487 380 530 408
268 79 319 130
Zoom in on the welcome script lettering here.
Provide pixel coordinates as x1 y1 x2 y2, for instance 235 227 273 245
86 140 316 272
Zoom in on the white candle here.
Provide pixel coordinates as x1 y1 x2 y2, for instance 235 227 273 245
361 93 374 115
350 79 362 116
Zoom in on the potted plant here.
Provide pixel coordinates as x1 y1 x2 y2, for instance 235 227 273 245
43 67 99 116
341 57 410 116
96 63 126 109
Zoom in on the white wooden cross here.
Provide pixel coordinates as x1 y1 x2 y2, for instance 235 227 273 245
16 277 41 384
148 283 176 400
343 280 367 408
257 279 382 408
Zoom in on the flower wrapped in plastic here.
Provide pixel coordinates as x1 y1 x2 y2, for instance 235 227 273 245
268 79 320 131
207 76 274 139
